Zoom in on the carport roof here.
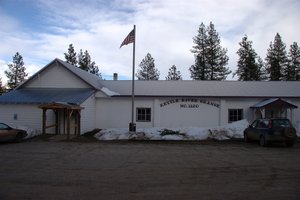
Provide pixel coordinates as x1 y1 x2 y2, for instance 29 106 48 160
0 88 95 105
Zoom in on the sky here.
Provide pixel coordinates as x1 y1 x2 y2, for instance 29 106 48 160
0 0 299 82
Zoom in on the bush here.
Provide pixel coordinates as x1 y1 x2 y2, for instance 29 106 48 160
160 129 186 137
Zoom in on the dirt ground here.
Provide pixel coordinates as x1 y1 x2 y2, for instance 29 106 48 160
0 139 300 200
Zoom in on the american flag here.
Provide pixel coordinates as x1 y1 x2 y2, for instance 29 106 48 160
120 29 135 48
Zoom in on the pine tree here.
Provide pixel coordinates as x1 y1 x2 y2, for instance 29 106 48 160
0 77 5 95
265 33 288 81
89 61 102 78
136 53 160 80
256 57 268 81
64 44 77 66
234 35 259 81
206 22 230 80
78 49 89 71
190 22 230 80
5 52 28 90
190 23 208 80
166 65 182 80
77 49 102 78
285 42 300 80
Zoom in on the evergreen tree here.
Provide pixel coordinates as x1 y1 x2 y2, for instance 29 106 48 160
206 22 230 80
265 33 288 81
285 42 300 80
0 77 5 95
256 57 268 81
190 22 230 80
78 49 89 71
78 49 102 78
5 52 28 90
136 53 160 80
64 44 77 66
190 23 208 80
234 35 259 81
166 65 182 80
89 61 102 78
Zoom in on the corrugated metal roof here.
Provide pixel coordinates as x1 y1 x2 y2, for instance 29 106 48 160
6 58 300 99
98 80 300 98
0 88 95 104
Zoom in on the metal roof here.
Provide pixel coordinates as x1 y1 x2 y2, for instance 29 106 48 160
251 98 298 109
98 80 300 98
4 58 300 101
0 88 95 105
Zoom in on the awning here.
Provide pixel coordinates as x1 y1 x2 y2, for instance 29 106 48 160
251 98 298 109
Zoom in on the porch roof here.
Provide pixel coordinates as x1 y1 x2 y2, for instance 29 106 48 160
250 98 298 109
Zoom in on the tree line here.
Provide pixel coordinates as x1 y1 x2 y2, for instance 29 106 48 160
1 21 299 94
135 22 300 81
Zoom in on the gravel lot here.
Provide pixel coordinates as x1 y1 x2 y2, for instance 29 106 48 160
0 139 300 200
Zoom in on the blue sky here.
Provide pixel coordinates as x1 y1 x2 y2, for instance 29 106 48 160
1 0 299 82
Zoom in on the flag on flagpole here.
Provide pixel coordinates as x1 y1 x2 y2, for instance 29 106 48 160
120 29 135 48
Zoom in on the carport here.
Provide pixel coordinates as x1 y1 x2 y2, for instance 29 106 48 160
251 98 298 120
39 102 84 139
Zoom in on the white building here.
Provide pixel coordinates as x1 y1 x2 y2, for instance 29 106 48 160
0 58 299 134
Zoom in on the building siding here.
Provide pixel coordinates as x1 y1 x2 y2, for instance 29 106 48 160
0 104 43 131
26 63 91 89
80 95 96 133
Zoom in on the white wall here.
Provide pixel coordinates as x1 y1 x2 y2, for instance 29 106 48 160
80 95 96 134
0 104 44 131
158 98 220 128
94 97 300 130
290 99 300 134
26 63 90 88
96 97 132 129
95 97 221 129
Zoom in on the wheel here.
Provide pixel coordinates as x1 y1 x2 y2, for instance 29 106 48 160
259 136 267 147
15 132 24 143
244 132 250 143
283 128 296 139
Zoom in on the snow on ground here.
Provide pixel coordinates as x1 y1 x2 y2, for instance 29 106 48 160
94 119 249 141
14 125 41 139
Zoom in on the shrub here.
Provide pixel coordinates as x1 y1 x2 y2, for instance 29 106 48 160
160 129 186 137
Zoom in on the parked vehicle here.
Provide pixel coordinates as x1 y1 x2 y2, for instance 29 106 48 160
0 122 27 142
244 118 297 147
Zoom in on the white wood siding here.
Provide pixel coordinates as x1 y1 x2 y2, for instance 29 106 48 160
26 63 91 88
80 95 96 134
96 98 132 129
0 104 43 131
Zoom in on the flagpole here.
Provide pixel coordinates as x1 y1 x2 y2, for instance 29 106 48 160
130 25 136 132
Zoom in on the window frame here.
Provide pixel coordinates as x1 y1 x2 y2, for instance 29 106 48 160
136 107 151 122
228 108 243 123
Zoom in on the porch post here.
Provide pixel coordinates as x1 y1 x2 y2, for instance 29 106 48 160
42 109 46 135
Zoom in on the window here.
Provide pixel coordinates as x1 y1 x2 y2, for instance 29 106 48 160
136 108 151 122
228 109 243 123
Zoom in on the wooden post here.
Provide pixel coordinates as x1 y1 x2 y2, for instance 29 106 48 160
63 109 66 135
55 109 59 134
42 109 46 135
67 109 70 140
78 111 81 136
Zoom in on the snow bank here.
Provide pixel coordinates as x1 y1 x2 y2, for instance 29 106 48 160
14 125 42 139
94 120 249 141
